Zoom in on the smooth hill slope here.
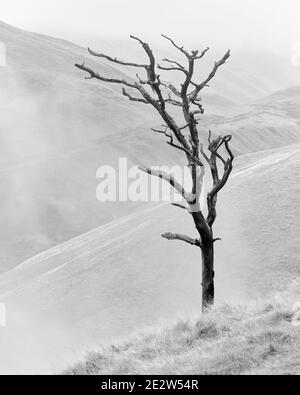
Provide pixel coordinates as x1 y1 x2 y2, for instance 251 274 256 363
202 85 300 155
0 144 299 374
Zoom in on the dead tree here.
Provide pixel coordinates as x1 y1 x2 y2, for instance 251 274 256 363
75 35 234 311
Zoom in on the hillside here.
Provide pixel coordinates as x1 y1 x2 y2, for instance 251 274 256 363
66 278 300 375
202 85 300 155
0 144 299 374
1 21 300 272
0 20 165 271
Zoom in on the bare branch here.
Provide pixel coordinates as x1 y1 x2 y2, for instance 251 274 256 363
171 203 188 211
208 129 213 144
191 99 204 114
165 95 183 107
158 58 188 74
130 35 157 83
189 50 231 101
161 35 209 61
162 232 201 247
206 134 234 226
128 35 192 153
151 125 204 167
214 151 227 166
166 139 204 167
151 126 172 139
194 47 210 60
200 143 210 164
161 83 182 97
161 34 190 58
122 88 149 104
139 166 188 200
162 58 186 71
224 136 234 161
179 119 200 132
88 48 147 68
75 63 138 89
189 162 206 209
136 74 148 84
213 238 222 243
158 64 187 73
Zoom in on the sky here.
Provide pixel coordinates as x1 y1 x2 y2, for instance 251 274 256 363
1 0 300 52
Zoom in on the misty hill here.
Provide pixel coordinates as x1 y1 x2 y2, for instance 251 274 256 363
0 144 298 373
0 23 299 272
202 85 300 154
0 21 300 272
255 85 300 118
0 22 299 272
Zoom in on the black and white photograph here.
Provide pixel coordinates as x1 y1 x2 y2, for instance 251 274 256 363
0 0 299 378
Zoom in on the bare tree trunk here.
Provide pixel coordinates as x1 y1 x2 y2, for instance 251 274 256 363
201 240 214 311
192 212 215 311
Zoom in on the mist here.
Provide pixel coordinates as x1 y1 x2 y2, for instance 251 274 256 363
1 0 300 52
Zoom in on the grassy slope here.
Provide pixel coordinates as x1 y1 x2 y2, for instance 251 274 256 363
65 279 300 375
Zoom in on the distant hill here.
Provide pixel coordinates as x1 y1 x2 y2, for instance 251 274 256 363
203 85 300 154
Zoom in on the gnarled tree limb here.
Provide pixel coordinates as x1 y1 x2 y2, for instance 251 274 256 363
189 50 231 102
206 134 234 227
162 232 201 247
122 88 149 104
161 34 191 58
138 166 189 201
87 48 147 68
75 63 138 88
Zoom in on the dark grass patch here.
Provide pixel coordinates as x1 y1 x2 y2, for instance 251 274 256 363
195 321 230 340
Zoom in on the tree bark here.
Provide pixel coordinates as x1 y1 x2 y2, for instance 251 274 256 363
192 211 215 311
201 240 215 311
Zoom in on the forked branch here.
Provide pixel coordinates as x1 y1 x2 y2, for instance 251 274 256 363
206 134 234 226
75 63 138 89
189 50 231 102
162 232 201 247
87 48 147 68
138 166 189 201
122 88 149 104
